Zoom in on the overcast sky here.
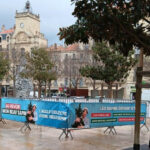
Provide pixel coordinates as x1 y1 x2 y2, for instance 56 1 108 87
0 0 76 46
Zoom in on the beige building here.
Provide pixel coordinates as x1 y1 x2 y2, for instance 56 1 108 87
10 1 47 61
47 43 127 98
0 1 48 96
47 43 92 92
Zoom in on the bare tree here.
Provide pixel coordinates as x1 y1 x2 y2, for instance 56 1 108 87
9 48 25 97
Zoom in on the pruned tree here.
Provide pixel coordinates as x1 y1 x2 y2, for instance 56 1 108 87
47 71 57 97
21 48 55 98
80 42 137 98
9 48 25 96
63 51 91 91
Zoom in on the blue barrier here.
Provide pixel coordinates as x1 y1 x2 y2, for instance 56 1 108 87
68 103 146 128
2 98 69 128
1 98 146 129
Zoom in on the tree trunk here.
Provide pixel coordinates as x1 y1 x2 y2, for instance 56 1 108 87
48 81 51 97
93 80 96 90
0 83 2 98
13 78 16 97
12 67 16 97
33 84 36 98
101 83 104 97
38 82 41 99
115 83 118 99
108 83 113 98
45 81 47 97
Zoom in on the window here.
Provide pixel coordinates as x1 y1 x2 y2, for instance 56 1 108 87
0 45 2 51
79 79 83 87
21 48 25 56
7 45 9 50
12 49 16 59
54 80 58 87
80 53 83 59
64 66 68 73
73 54 76 59
55 66 57 72
0 37 1 43
72 79 76 87
7 36 9 42
64 78 68 86
65 54 68 59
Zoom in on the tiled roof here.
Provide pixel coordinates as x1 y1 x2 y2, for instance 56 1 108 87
66 43 79 51
48 43 79 51
0 29 14 34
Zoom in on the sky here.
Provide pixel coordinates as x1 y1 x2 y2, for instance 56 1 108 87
0 0 76 46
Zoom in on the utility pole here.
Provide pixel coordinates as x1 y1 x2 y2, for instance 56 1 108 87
133 49 143 150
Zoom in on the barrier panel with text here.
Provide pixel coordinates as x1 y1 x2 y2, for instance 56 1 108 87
1 98 69 128
68 103 146 128
1 98 147 129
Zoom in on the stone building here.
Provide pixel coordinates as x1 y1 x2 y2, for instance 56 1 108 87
47 42 140 99
10 1 47 63
0 1 48 97
47 43 92 94
47 43 124 98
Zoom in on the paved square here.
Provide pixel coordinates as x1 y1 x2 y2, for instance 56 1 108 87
0 119 150 150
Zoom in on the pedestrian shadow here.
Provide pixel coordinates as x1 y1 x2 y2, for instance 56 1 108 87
123 144 149 150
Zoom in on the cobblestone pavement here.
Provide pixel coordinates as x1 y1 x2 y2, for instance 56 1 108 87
0 119 150 150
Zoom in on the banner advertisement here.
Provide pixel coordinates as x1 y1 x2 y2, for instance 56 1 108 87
1 98 69 128
68 103 146 128
1 98 147 129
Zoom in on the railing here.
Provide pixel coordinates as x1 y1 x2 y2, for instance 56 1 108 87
7 97 135 104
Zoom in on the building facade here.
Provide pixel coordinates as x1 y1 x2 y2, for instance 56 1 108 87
47 43 92 93
47 43 128 98
0 1 48 97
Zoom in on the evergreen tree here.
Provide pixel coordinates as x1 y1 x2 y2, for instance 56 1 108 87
58 0 150 56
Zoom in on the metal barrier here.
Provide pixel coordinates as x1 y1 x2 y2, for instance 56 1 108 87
1 97 147 139
13 97 135 104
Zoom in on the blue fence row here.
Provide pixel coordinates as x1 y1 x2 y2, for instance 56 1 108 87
1 98 146 129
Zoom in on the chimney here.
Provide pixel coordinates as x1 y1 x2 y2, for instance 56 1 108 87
1 25 5 32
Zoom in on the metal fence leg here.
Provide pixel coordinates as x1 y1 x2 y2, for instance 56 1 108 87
59 129 73 140
25 123 31 131
104 126 117 135
112 127 117 135
59 129 66 140
20 122 31 132
140 123 149 131
0 118 6 124
104 127 110 134
67 129 73 140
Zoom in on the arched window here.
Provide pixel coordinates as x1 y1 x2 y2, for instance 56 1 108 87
21 48 25 56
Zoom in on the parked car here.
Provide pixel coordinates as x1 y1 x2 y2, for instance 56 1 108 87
51 93 66 98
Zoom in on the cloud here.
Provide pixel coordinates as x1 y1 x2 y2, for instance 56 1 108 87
0 0 76 46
